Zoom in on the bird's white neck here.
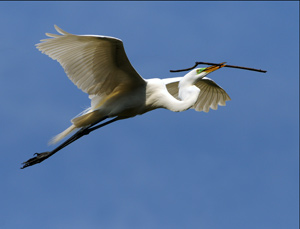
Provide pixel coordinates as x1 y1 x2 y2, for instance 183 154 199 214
175 74 200 111
175 84 200 112
145 78 200 113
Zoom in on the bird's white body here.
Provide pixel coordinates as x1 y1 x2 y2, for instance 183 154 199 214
70 77 199 127
36 26 230 144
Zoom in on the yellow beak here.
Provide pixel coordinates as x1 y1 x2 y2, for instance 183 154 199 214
204 62 226 73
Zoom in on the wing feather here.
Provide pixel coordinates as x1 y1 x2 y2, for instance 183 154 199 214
36 25 146 97
161 77 182 98
194 77 231 112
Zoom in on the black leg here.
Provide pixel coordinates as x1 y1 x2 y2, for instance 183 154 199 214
21 117 120 169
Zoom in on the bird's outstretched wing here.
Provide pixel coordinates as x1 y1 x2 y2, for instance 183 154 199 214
164 77 231 112
36 25 146 97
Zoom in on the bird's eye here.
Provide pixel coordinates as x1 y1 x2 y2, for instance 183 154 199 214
196 68 205 74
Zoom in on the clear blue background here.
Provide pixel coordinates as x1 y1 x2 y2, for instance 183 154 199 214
0 2 298 229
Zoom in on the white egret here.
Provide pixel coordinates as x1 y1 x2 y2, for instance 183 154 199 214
21 25 230 168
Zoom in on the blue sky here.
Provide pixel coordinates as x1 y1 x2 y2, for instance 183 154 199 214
0 2 298 229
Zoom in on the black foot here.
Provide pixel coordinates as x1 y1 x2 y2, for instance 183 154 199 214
21 152 52 169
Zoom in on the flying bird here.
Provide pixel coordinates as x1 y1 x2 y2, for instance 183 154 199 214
21 25 230 168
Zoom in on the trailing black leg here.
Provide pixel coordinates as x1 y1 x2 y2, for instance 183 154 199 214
21 117 120 169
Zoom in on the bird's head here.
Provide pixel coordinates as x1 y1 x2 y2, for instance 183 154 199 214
194 62 226 79
180 62 226 87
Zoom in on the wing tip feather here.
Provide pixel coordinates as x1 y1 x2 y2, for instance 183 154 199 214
54 25 72 35
45 33 60 38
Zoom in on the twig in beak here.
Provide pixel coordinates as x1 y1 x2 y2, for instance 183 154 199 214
170 62 267 73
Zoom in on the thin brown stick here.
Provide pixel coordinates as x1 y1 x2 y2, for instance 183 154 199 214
170 62 267 73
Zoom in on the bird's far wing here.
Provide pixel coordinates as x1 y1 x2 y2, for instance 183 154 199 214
162 77 182 96
164 77 231 113
193 77 231 112
36 25 146 97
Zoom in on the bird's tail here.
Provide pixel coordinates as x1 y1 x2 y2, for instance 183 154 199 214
49 108 105 145
71 109 105 127
48 124 77 145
